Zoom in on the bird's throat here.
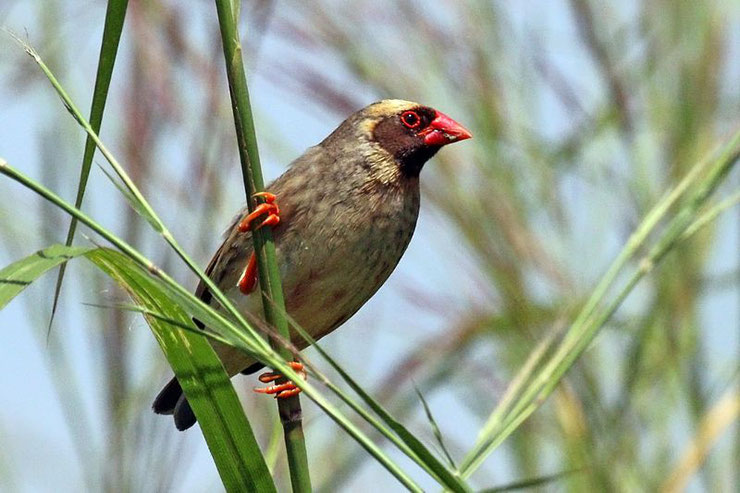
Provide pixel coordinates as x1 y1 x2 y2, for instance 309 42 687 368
397 145 439 177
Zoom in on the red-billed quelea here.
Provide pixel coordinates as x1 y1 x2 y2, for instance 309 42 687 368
153 100 472 430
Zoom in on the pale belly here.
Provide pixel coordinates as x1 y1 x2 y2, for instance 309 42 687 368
214 185 419 375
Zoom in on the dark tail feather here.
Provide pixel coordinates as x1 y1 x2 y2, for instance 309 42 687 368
152 377 198 430
174 395 197 431
152 377 182 415
240 361 264 375
150 316 204 427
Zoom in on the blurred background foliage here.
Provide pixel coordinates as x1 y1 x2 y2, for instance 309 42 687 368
0 0 738 491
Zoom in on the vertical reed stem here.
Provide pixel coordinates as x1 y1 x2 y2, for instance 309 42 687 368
213 2 311 491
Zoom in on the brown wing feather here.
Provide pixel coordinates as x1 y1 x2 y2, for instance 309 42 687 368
194 145 322 311
194 207 253 313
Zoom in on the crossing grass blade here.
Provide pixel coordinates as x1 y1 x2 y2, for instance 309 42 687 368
278 309 470 492
0 242 277 492
0 244 93 310
414 385 457 470
48 0 130 339
87 247 277 493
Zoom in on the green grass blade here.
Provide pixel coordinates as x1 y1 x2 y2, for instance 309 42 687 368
0 242 277 491
0 158 257 353
80 264 427 491
279 309 470 492
678 191 740 243
0 244 93 310
0 242 277 490
86 247 276 493
47 0 130 339
414 385 457 470
460 327 561 475
82 302 239 347
96 163 162 230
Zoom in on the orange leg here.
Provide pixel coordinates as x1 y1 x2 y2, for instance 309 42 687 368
236 192 280 295
253 362 306 399
237 252 258 294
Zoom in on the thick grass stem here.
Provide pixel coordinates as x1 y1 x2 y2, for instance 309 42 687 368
212 1 311 491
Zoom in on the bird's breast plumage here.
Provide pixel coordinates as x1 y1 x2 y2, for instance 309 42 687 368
214 144 420 374
270 148 420 343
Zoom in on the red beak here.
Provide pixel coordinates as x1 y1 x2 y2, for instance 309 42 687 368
420 110 473 146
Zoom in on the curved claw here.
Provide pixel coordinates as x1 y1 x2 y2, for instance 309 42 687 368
238 203 280 232
238 192 280 232
260 213 280 228
253 381 299 398
253 191 276 202
253 362 306 399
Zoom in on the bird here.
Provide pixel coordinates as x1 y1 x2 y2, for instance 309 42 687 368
152 99 472 430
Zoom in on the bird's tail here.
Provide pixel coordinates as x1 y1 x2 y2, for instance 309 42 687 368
153 364 264 431
152 377 197 431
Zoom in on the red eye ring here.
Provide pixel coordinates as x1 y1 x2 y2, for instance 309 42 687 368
401 110 421 129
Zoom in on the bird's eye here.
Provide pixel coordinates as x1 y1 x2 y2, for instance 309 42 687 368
401 110 421 129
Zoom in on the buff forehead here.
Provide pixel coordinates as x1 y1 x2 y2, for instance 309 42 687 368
357 99 422 136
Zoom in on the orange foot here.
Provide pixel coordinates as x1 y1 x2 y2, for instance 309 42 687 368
238 192 280 232
237 192 280 294
253 362 306 399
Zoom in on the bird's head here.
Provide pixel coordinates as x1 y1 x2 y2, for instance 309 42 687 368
324 100 472 182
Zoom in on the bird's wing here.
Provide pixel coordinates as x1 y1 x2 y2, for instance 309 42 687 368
194 205 252 307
